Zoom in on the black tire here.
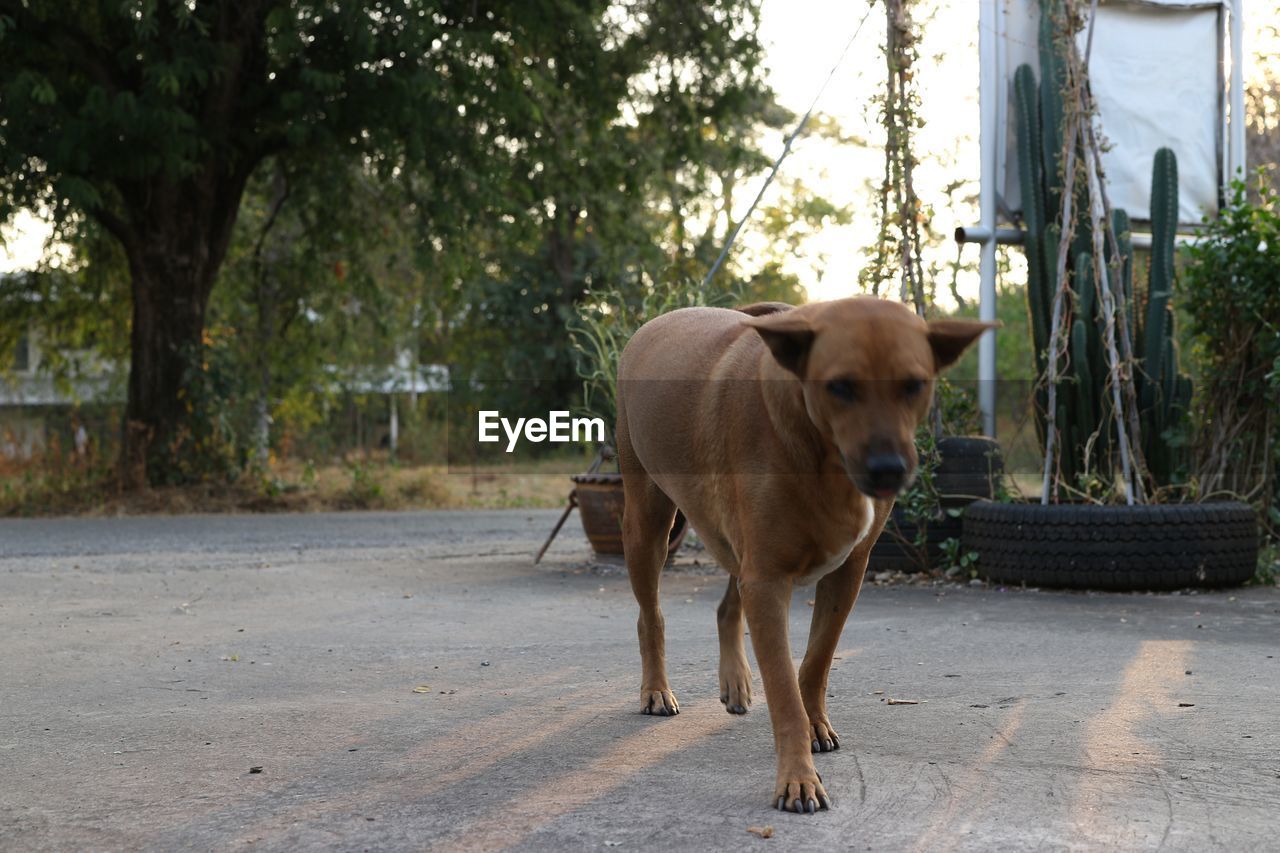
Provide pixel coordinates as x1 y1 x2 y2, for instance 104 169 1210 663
866 437 1002 572
935 473 1001 502
869 506 965 573
962 501 1258 590
935 437 1004 474
934 436 1003 501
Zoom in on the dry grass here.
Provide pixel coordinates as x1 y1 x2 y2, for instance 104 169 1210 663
0 453 580 517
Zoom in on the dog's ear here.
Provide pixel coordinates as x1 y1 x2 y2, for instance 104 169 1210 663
743 311 815 376
927 319 999 371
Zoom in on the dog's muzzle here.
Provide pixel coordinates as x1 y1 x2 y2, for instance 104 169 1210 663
843 451 912 499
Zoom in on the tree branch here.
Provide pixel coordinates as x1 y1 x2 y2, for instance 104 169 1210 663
0 4 124 94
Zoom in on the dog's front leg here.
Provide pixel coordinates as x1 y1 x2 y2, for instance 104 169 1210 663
738 573 831 814
797 552 870 753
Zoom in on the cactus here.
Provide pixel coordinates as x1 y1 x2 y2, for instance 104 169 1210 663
1135 148 1192 485
1013 8 1191 496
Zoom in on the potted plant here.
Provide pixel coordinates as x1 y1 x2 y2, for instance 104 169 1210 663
960 3 1257 590
564 280 724 558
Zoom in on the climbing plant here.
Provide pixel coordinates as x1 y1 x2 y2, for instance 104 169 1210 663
862 0 928 315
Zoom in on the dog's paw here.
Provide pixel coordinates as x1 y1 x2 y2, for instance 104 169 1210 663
809 716 841 753
773 774 831 814
719 665 752 715
640 688 679 716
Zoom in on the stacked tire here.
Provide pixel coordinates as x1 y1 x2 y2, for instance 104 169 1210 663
870 436 1003 573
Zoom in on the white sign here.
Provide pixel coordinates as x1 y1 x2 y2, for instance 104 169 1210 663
996 0 1242 228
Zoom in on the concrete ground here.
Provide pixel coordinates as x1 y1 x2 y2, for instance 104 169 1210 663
1 510 1277 852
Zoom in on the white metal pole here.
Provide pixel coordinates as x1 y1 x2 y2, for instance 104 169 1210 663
1228 0 1246 180
978 0 999 438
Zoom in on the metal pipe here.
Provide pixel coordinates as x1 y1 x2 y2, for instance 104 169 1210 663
1228 0 1246 180
954 225 1026 245
957 226 1206 250
977 0 998 439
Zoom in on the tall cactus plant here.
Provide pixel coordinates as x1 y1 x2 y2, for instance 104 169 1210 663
1014 32 1191 496
1136 148 1193 485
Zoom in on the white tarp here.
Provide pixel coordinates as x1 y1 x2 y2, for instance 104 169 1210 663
998 0 1225 227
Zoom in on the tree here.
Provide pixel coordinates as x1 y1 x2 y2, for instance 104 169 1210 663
0 0 493 484
2 0 837 482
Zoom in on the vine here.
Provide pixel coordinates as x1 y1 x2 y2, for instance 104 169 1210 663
862 0 928 316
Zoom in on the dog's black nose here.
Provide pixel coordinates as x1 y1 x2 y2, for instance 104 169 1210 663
865 453 908 492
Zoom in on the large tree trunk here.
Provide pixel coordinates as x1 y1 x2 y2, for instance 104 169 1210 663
121 250 212 488
118 169 249 488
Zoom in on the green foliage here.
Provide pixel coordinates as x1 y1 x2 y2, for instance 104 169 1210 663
344 462 385 509
568 278 737 443
163 330 244 485
1180 176 1280 535
895 425 942 565
893 379 984 570
937 536 980 579
0 227 130 394
2 1 819 486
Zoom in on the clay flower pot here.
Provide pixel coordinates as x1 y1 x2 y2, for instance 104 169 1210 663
571 472 688 559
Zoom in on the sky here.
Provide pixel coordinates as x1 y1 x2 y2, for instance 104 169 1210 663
753 0 980 304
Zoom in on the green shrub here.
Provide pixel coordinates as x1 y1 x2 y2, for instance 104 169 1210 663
1180 175 1280 537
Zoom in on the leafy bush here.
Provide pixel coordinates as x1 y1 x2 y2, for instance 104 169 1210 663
1180 175 1280 535
567 278 736 444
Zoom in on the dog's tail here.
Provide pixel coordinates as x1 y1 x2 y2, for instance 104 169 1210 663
735 302 794 317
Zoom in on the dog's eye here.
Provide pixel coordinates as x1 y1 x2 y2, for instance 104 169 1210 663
826 379 856 402
903 378 925 398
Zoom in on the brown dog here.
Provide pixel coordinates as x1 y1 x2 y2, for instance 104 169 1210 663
615 296 993 814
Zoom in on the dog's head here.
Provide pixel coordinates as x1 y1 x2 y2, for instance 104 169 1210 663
743 297 995 499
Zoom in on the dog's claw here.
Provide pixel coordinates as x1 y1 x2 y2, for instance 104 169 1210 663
641 689 679 717
811 739 820 753
774 777 829 815
727 704 747 715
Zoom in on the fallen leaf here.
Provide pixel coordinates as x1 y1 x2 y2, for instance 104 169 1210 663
887 698 920 705
412 685 431 694
746 825 774 838
1178 702 1195 708
249 766 263 774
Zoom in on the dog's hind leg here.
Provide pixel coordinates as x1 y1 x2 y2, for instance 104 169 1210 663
618 426 680 716
717 577 752 714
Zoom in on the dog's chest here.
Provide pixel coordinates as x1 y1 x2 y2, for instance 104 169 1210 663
795 494 877 586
